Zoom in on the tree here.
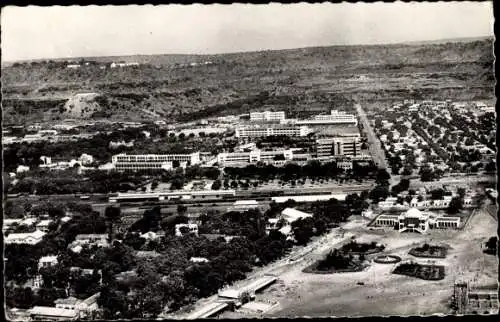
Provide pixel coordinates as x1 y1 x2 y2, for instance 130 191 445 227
211 179 222 190
151 180 159 191
447 197 463 214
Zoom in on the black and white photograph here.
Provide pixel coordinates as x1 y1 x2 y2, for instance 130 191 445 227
1 2 497 320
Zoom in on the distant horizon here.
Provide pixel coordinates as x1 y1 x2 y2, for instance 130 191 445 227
2 35 494 64
2 3 493 62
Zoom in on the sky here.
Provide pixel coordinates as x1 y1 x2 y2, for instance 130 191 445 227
1 2 494 61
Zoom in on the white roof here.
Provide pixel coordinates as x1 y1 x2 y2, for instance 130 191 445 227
5 230 46 241
279 225 292 235
218 289 241 299
268 218 279 224
281 208 313 222
405 208 425 218
233 200 259 206
60 216 72 223
30 306 78 318
21 218 38 226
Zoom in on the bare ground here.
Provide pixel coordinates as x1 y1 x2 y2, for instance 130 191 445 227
263 206 497 317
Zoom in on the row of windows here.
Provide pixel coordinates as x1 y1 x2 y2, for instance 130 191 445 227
115 156 192 162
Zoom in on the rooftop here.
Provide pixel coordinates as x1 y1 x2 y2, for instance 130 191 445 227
29 306 78 318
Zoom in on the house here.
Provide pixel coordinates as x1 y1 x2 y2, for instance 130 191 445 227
78 154 94 165
175 223 199 237
16 165 30 173
190 257 210 263
280 208 313 224
38 255 58 269
36 219 54 232
4 230 46 245
70 234 109 249
29 306 79 321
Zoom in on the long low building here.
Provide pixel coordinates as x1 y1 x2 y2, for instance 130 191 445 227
111 152 201 171
235 125 313 138
108 189 236 202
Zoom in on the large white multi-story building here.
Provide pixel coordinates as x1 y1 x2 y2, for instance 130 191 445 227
250 110 286 122
235 126 312 138
295 110 358 126
316 137 361 157
112 152 201 171
217 148 311 166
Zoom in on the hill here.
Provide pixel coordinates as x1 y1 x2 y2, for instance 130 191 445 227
1 38 494 124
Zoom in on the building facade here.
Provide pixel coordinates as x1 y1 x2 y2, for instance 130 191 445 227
111 152 201 171
250 111 286 122
316 137 360 158
217 148 311 166
235 126 312 138
373 208 461 233
295 110 358 126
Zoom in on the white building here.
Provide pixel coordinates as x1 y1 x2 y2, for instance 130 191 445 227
235 125 312 138
175 223 199 237
16 165 30 173
78 154 94 165
112 152 201 171
250 111 286 122
280 208 313 224
295 110 357 126
36 220 54 233
70 234 109 251
316 137 361 158
4 230 46 245
29 306 79 321
217 148 310 166
230 200 260 211
38 255 58 269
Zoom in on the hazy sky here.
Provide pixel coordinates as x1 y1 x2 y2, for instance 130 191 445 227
1 2 493 61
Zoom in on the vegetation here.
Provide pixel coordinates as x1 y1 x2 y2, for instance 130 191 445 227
409 243 447 258
483 236 497 255
393 262 445 280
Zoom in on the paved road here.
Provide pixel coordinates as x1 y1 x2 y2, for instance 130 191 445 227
168 224 357 319
355 103 388 171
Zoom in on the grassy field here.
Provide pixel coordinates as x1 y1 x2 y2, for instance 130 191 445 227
1 38 494 124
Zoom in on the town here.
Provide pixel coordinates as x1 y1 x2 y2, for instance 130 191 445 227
2 3 497 321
